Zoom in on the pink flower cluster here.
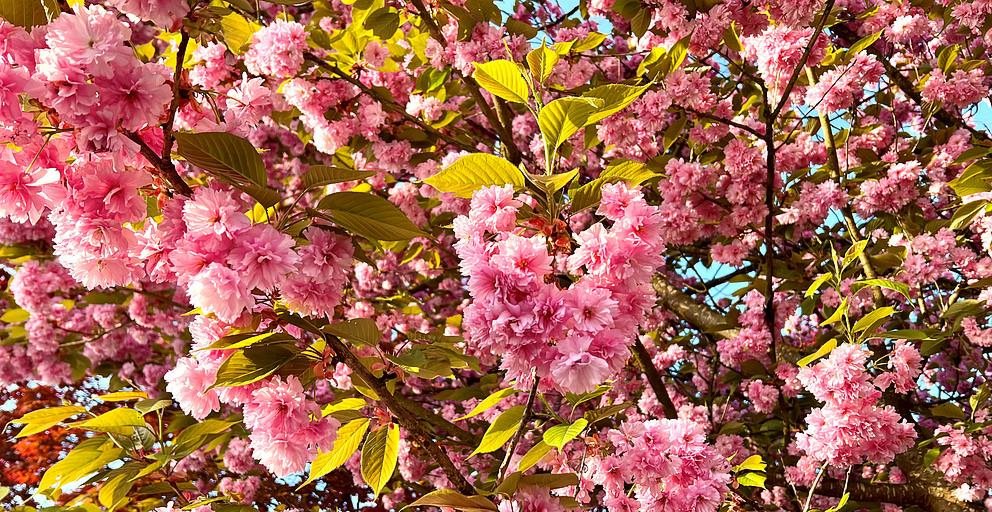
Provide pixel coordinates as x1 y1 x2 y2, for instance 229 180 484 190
454 183 664 393
31 5 172 150
854 161 921 216
921 69 989 109
805 55 884 113
244 20 308 79
742 27 827 103
795 344 916 468
593 419 730 512
166 317 340 477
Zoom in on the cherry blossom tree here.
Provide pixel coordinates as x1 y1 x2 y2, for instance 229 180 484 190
1 0 992 511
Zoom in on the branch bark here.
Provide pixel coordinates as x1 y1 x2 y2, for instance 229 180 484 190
632 339 678 419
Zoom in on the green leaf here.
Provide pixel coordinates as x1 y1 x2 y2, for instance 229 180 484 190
303 166 375 188
303 418 371 486
526 44 559 83
852 306 894 334
516 440 552 472
736 471 766 488
538 97 603 154
220 12 260 54
324 318 382 346
175 131 267 187
424 153 525 198
542 418 588 449
471 404 525 456
319 191 426 241
361 423 400 496
403 489 498 512
922 447 941 469
472 60 530 104
937 44 959 73
70 408 147 435
930 402 966 420
39 437 123 493
456 387 517 421
583 83 649 125
0 0 58 27
845 30 882 59
13 406 86 438
798 338 838 367
364 7 400 38
212 344 295 388
734 454 767 473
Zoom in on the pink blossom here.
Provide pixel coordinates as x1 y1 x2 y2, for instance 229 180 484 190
187 263 254 323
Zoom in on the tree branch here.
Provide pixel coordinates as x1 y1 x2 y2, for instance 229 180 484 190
125 132 193 196
322 333 475 495
652 276 739 339
632 339 678 419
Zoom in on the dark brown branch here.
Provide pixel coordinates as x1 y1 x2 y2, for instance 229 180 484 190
632 339 678 419
125 132 193 196
161 30 190 161
322 334 475 495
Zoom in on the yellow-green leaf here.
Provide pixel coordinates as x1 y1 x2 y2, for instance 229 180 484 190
0 308 28 323
798 338 838 367
39 437 122 493
569 160 658 212
737 471 766 488
852 306 894 334
455 387 517 421
516 440 552 472
582 83 649 125
819 299 848 327
220 12 260 54
542 418 587 449
539 97 603 154
472 59 530 104
734 454 767 473
303 418 371 486
424 153 525 198
13 406 86 438
98 391 149 402
99 469 136 510
526 44 558 83
213 344 295 388
471 404 525 456
361 423 401 496
70 408 147 435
